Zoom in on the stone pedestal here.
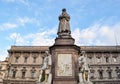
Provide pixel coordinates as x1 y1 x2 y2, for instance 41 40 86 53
54 37 75 45
36 81 52 84
50 37 80 84
53 80 77 84
78 81 93 84
36 81 42 84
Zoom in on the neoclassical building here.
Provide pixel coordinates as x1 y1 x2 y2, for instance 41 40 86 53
0 59 8 84
3 9 120 84
3 46 120 84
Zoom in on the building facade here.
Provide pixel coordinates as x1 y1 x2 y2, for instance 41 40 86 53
3 46 49 84
3 46 120 84
0 59 8 84
3 9 120 84
81 46 120 84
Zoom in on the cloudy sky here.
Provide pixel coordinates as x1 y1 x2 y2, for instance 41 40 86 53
0 0 120 61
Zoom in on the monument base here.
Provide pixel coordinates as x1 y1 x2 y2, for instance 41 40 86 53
53 80 77 84
54 37 75 45
36 81 41 84
78 81 93 84
36 81 51 84
53 78 78 84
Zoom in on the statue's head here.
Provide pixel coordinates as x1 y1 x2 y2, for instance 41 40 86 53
45 51 50 56
45 51 48 54
81 51 85 56
62 8 66 12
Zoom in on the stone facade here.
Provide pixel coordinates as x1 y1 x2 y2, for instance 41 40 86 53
0 59 8 84
3 46 49 84
3 46 120 84
81 46 120 84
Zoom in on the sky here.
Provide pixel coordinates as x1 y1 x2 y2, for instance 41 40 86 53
0 0 120 61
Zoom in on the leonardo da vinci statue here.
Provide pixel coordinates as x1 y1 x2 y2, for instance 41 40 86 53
57 8 71 38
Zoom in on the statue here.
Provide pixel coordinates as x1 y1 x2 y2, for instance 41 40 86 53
78 51 92 84
57 8 71 37
37 51 52 84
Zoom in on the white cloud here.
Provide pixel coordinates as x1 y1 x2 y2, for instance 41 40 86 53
31 32 54 46
0 50 7 61
8 27 57 46
9 32 29 45
2 0 15 2
17 17 30 26
7 23 120 46
0 17 40 31
72 23 120 46
0 22 17 31
31 27 57 46
17 17 41 26
2 0 30 6
0 46 10 61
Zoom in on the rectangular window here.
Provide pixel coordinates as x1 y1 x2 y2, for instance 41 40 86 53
113 57 117 63
106 57 109 63
22 72 25 78
97 57 101 63
31 72 34 78
99 71 103 79
33 57 36 63
15 57 19 63
89 57 92 64
12 71 16 78
108 72 112 79
24 57 28 63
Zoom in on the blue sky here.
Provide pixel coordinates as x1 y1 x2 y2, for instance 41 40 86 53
0 0 120 61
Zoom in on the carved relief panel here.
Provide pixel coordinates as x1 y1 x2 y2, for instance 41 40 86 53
57 54 72 76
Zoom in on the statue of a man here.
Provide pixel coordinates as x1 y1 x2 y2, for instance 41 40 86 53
57 8 71 37
38 51 52 84
78 51 90 83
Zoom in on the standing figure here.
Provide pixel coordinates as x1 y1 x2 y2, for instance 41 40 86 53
38 51 52 84
57 8 71 37
78 51 91 84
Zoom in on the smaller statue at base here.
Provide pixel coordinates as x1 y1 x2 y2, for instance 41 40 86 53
37 51 52 84
78 51 93 84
